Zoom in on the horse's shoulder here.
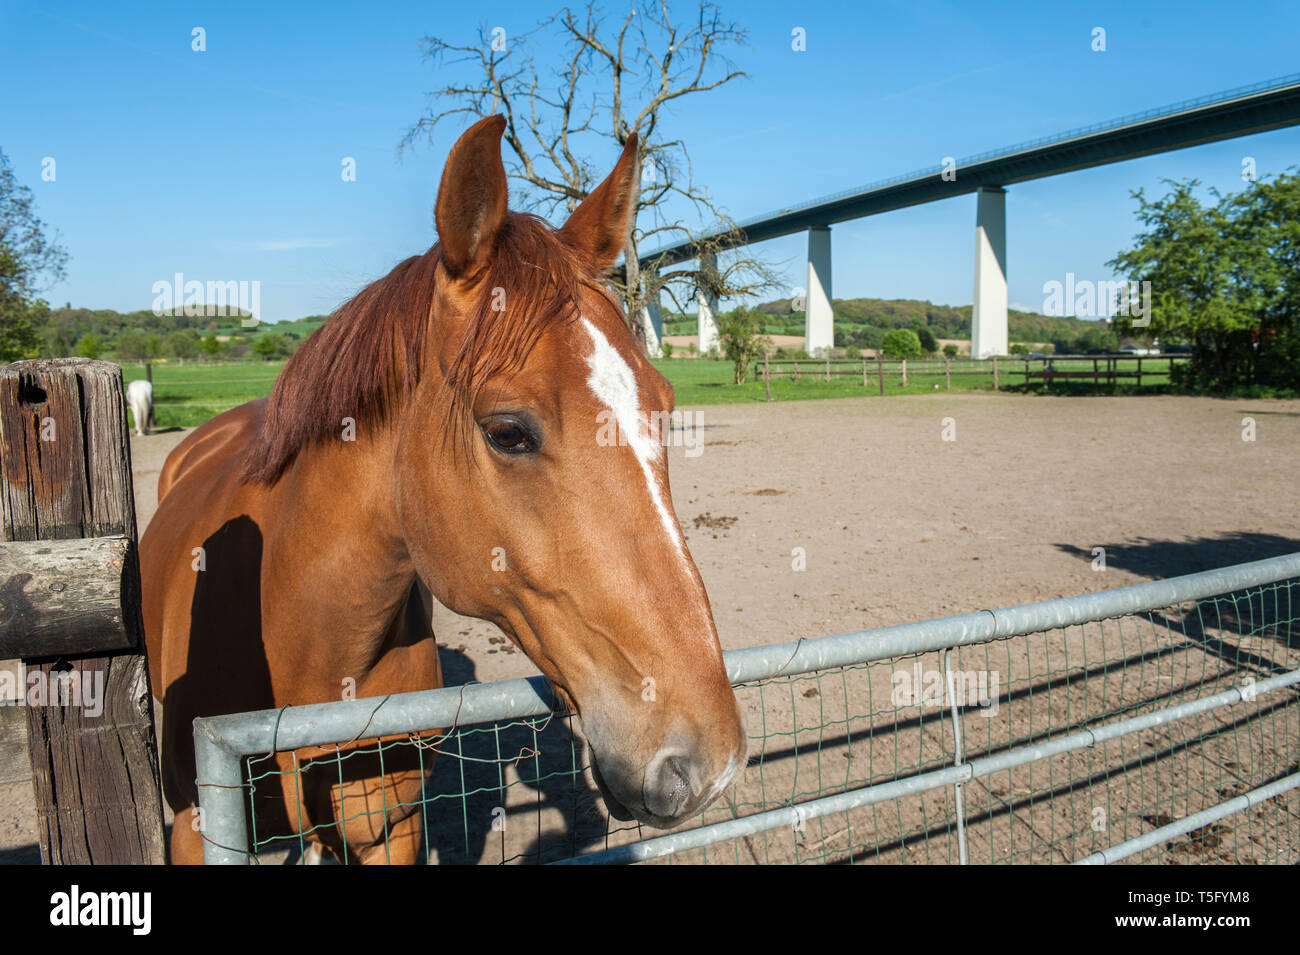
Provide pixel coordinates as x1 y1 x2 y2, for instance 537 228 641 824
157 398 267 501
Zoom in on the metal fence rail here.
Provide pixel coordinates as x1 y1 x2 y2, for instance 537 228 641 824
195 553 1300 864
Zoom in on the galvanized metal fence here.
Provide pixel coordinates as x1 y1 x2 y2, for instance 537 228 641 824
194 553 1300 864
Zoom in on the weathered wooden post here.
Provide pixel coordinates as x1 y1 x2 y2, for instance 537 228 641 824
0 358 166 864
945 359 951 391
993 356 999 391
861 358 867 387
877 353 885 396
824 358 830 383
901 359 908 389
763 352 771 402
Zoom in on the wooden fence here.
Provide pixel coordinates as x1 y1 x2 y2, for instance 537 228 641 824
752 353 1187 394
0 358 165 864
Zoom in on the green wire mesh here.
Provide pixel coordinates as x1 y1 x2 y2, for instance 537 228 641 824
240 577 1299 864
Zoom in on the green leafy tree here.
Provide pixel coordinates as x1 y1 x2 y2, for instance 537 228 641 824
165 329 199 359
0 149 69 361
115 331 148 361
942 343 959 359
1108 173 1300 392
716 307 770 385
77 334 102 359
881 328 922 359
199 333 221 359
251 335 279 360
914 324 938 354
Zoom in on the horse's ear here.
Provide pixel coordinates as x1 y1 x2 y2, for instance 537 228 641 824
559 134 638 272
435 114 509 278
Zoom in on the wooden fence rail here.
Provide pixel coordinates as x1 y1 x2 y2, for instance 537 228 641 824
0 358 165 864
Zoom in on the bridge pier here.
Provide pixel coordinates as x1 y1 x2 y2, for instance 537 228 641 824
698 251 719 355
640 294 663 358
805 226 833 356
971 186 1008 359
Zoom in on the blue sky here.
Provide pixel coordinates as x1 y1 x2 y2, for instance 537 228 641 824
2 0 1298 322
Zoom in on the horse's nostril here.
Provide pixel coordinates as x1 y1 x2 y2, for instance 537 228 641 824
646 754 693 819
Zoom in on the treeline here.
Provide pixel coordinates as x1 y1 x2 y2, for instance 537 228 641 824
665 296 1111 354
32 307 326 362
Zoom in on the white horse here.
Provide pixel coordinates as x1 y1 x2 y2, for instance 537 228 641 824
126 379 154 436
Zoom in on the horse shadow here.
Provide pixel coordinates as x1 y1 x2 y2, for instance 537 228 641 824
420 647 611 865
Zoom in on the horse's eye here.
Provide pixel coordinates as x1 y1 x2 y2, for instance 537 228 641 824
481 418 537 455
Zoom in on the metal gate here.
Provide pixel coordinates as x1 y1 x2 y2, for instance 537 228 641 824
194 553 1300 864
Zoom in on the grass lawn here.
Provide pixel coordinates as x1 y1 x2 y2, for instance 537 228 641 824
120 355 1181 430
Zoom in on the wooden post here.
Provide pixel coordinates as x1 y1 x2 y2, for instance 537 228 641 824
901 359 908 388
793 361 799 382
764 352 771 402
145 361 152 385
824 358 830 383
1136 356 1142 388
862 359 867 387
993 356 999 391
945 359 951 391
877 353 885 396
0 358 166 864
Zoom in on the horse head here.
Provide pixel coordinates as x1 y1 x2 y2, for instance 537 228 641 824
395 115 747 827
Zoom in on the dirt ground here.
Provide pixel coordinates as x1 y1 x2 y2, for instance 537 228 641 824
2 392 1298 863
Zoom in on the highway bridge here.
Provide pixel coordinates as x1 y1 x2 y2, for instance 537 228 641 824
637 72 1300 358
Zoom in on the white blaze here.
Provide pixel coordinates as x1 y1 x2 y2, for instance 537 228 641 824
580 317 683 553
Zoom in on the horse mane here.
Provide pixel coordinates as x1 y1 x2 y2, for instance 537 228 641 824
241 212 591 484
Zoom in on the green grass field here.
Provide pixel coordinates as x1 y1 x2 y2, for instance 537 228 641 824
120 356 1181 430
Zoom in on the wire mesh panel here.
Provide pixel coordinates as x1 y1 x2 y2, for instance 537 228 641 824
223 573 1300 865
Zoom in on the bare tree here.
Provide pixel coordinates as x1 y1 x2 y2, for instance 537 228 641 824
402 0 782 353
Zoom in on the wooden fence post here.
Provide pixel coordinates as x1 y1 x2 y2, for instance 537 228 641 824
0 358 166 864
824 358 830 383
901 359 907 388
862 358 867 387
877 353 885 396
993 356 999 391
945 359 951 391
764 352 771 402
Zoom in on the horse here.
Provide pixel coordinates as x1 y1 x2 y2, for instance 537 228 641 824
139 115 748 864
127 378 154 435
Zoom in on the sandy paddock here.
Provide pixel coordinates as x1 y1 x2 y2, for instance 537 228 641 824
2 393 1298 863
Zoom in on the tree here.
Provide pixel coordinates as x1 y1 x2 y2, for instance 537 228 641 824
252 335 279 360
165 330 199 360
716 306 769 384
404 1 781 354
0 149 69 361
914 324 938 354
77 334 102 359
943 343 959 359
881 328 922 359
199 333 221 359
1107 173 1300 392
115 331 148 361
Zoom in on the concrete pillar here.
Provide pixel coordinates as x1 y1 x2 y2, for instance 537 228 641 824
971 186 1008 359
640 295 663 358
805 226 833 357
698 251 719 355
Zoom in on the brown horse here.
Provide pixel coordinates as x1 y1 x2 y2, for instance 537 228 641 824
140 115 747 864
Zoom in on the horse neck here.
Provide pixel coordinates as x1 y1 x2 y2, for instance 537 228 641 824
266 418 418 673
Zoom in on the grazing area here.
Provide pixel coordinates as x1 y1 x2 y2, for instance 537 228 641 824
4 391 1296 863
